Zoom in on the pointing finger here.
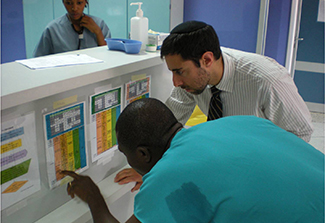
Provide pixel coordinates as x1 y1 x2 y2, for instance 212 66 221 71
61 170 80 180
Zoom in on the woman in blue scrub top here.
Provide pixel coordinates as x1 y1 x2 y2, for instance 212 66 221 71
33 0 111 57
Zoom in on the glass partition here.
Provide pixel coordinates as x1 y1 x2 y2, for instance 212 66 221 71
1 0 171 62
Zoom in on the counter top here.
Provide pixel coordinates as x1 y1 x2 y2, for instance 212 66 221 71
1 46 163 110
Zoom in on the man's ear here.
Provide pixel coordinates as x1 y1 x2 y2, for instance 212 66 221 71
136 146 152 163
201 51 214 68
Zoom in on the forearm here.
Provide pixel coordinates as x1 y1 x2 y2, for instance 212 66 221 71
61 171 121 222
165 88 196 125
88 193 119 223
95 30 107 46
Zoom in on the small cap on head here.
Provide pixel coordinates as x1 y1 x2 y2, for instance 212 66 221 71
171 21 208 34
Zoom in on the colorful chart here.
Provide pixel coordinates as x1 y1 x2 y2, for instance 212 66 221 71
1 112 41 210
125 76 151 105
90 87 121 162
44 102 87 189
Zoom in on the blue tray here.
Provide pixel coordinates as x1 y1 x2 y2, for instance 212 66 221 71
105 38 142 54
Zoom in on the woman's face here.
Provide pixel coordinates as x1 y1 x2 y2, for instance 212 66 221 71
63 0 87 21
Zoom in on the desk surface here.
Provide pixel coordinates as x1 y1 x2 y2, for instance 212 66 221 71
1 47 163 110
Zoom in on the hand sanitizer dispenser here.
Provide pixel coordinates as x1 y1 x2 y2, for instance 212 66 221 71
130 2 148 50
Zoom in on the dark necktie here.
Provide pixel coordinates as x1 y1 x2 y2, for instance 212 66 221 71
207 86 223 121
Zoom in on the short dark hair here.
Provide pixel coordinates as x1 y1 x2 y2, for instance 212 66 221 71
161 21 221 67
116 98 178 152
62 0 89 7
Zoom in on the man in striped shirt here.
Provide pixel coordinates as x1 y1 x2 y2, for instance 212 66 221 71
114 20 314 192
161 20 313 142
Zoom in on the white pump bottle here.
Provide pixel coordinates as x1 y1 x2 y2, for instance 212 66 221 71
130 2 148 50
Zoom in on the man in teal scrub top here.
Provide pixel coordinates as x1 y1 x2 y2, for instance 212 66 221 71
62 98 324 223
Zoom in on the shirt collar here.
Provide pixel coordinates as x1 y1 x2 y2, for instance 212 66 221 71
211 47 235 93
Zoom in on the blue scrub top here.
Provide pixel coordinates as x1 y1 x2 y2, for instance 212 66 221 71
33 14 111 57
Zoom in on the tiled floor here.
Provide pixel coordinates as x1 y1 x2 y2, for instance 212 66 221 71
309 112 325 153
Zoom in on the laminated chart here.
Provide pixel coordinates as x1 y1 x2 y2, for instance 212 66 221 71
1 112 41 210
125 76 151 105
90 87 121 162
44 102 88 189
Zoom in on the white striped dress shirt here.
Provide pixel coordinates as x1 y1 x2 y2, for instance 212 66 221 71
165 47 313 142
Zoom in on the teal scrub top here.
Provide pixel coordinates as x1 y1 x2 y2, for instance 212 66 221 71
134 116 324 223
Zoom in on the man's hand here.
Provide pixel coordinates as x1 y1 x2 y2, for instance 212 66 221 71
61 170 120 223
114 168 143 192
60 170 102 203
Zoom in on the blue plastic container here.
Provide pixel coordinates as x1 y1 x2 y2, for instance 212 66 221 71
105 38 142 54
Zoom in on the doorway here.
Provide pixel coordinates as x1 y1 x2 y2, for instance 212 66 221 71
286 0 324 113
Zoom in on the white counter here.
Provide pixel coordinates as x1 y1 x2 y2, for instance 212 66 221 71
1 46 165 110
